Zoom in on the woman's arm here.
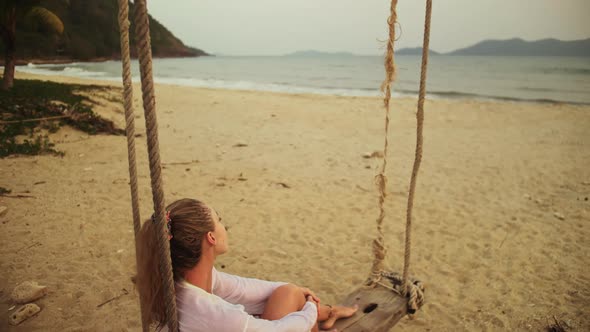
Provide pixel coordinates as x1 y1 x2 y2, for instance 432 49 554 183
174 286 317 332
212 268 287 314
245 301 318 332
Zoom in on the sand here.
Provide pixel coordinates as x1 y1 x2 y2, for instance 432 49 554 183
1 72 589 331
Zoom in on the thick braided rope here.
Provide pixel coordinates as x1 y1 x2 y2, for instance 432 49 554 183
133 1 178 330
402 0 432 310
117 0 140 248
116 1 148 331
368 0 398 286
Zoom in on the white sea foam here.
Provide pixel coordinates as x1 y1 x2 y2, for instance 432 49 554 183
19 65 108 78
152 76 386 97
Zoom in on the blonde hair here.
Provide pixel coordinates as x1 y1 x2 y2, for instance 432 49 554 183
136 198 214 329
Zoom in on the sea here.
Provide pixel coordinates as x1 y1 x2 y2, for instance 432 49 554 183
17 55 590 105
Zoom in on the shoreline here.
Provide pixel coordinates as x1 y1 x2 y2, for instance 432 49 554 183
12 70 589 107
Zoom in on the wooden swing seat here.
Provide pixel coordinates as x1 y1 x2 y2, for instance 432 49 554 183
332 274 423 332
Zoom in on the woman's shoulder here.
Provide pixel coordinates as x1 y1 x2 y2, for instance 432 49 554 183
175 279 217 305
175 279 246 312
175 280 250 331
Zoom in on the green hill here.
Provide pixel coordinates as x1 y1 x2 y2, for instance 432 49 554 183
0 0 208 63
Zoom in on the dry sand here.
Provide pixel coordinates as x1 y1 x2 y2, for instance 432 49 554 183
1 72 589 331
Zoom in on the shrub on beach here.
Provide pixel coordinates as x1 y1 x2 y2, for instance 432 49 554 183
0 79 124 157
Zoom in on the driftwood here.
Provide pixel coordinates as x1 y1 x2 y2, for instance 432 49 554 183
0 194 36 199
97 288 129 308
162 159 199 166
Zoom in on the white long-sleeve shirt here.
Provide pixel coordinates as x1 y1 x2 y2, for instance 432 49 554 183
170 268 317 332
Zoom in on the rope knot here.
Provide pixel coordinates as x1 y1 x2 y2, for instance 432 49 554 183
405 280 425 314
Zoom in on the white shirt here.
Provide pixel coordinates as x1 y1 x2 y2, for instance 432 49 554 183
169 268 317 332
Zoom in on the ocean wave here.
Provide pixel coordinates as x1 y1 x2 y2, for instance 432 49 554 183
156 79 584 104
412 89 590 105
518 87 553 92
152 77 384 97
18 64 107 78
537 67 590 75
518 86 590 94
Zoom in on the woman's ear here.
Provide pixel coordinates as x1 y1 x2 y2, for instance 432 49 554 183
206 231 216 245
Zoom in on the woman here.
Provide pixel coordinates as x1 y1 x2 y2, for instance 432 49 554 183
137 198 358 332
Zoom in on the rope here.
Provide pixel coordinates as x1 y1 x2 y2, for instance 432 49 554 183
117 0 140 263
368 0 398 286
116 0 148 331
401 0 432 311
133 1 178 331
374 271 425 314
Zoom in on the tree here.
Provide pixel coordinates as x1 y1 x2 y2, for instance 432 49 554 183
0 0 64 90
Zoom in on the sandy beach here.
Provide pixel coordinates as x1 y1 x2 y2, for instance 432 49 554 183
1 72 589 331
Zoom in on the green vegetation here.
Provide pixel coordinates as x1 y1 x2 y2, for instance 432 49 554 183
0 79 124 157
0 0 207 63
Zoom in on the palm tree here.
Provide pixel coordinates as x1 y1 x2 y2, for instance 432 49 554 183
1 0 64 90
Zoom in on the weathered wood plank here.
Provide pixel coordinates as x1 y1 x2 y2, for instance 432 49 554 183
332 286 408 332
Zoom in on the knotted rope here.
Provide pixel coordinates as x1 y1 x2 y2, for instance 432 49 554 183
116 0 148 330
378 271 425 314
368 0 398 286
402 0 432 310
133 1 178 331
369 0 431 315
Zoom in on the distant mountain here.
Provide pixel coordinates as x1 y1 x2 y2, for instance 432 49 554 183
0 0 208 63
284 50 356 57
449 38 590 56
396 47 440 56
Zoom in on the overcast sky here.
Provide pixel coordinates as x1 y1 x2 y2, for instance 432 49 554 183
146 0 590 56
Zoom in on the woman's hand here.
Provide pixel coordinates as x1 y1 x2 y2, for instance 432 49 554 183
306 295 319 306
299 286 320 303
